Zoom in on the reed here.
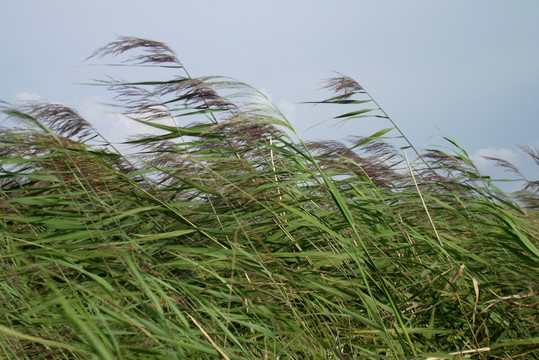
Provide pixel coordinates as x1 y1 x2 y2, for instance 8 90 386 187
0 37 537 359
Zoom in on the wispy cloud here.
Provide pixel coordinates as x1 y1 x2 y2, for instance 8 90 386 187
14 92 43 103
77 95 167 156
471 147 519 172
470 145 539 192
278 99 297 126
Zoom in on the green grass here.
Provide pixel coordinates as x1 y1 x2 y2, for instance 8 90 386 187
1 36 537 359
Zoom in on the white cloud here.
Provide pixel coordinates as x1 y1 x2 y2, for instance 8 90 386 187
471 147 519 171
248 89 297 129
14 92 43 103
77 96 168 154
278 99 297 126
470 147 526 192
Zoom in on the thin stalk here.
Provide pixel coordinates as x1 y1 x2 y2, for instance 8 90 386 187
404 150 443 249
364 88 438 176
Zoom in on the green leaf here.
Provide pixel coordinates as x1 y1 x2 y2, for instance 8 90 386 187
334 108 375 119
351 127 394 149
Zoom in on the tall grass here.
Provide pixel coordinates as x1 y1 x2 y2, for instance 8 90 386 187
0 36 537 359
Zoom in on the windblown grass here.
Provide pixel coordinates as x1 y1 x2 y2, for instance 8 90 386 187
1 36 537 359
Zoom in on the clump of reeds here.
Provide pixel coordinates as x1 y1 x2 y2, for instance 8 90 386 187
0 37 537 360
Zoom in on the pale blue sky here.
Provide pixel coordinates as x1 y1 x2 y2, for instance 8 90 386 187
1 1 538 185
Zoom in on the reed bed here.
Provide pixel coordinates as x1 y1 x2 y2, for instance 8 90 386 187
0 37 537 359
